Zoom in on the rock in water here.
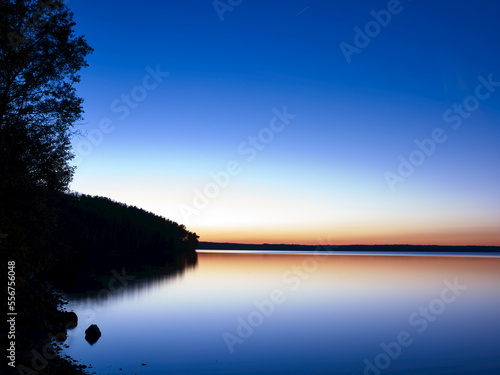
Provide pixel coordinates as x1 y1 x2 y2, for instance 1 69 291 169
85 324 101 345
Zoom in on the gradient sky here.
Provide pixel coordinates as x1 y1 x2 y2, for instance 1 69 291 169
68 0 500 246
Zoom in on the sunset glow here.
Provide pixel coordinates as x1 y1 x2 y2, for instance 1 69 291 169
68 1 500 246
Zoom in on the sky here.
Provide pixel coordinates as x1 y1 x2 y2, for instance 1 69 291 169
67 0 500 246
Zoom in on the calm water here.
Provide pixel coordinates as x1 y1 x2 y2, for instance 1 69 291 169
62 251 500 375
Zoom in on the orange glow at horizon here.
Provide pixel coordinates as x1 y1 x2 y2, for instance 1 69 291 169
194 225 500 247
70 175 500 248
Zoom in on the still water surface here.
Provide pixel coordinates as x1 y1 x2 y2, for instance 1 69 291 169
63 251 500 374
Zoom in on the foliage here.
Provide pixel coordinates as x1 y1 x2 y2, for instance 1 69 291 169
0 0 93 290
0 0 93 195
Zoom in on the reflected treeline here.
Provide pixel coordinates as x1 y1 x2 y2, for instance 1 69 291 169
67 252 198 306
67 250 198 298
50 193 199 293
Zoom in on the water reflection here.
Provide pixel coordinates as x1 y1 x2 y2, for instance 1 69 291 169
62 251 500 375
67 251 198 304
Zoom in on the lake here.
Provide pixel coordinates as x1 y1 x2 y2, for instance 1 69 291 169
62 251 500 374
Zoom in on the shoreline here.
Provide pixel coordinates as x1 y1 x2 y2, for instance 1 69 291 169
5 281 91 375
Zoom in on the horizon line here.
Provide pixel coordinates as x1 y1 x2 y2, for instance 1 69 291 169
198 241 500 248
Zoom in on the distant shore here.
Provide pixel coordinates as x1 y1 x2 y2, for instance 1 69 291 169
197 242 500 253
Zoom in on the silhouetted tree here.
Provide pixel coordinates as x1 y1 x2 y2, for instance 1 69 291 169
0 0 92 199
0 0 92 270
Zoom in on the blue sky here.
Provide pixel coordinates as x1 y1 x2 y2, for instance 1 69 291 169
68 0 500 245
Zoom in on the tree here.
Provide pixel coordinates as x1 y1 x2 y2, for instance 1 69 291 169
0 0 92 201
0 0 92 274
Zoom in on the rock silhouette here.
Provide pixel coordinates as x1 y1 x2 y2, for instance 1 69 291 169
62 311 78 330
85 324 101 345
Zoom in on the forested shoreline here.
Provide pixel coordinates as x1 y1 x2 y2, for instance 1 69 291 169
53 192 199 292
1 188 199 375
